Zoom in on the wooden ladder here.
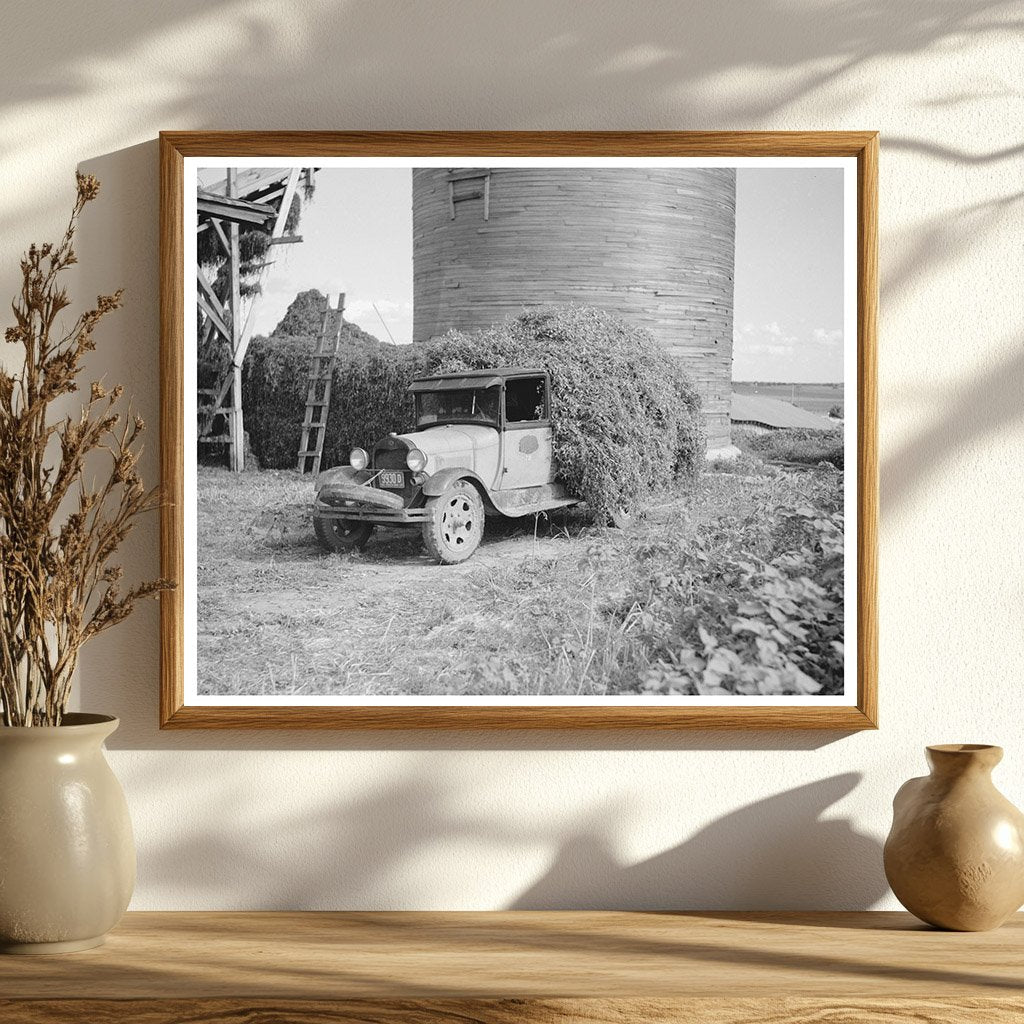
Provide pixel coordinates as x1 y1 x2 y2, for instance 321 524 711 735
297 293 345 475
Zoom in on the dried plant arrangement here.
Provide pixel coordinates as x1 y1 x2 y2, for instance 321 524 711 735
0 174 171 726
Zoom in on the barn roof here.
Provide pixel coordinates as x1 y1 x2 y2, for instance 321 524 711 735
731 393 837 431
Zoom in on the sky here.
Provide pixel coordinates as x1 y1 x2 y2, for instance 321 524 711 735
733 168 845 382
200 166 845 383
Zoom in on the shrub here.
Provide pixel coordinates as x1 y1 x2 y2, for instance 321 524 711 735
423 306 705 518
241 304 706 510
736 427 844 469
242 335 421 469
611 496 845 697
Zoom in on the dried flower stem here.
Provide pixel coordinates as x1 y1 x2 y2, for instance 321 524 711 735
0 173 173 726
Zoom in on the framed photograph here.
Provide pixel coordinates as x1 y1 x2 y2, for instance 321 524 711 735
159 131 877 729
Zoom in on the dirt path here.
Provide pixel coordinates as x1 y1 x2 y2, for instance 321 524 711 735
197 469 601 696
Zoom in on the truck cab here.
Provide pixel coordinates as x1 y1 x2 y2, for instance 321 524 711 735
313 367 576 564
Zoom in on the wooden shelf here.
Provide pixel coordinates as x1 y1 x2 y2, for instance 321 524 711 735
1 911 1021 1022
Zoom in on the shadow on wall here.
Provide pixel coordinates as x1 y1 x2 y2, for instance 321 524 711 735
882 193 1024 308
2 1 1016 135
512 774 886 910
1 1 1020 244
130 755 886 909
882 336 1024 514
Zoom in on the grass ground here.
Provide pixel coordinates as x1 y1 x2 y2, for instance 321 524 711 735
197 458 845 698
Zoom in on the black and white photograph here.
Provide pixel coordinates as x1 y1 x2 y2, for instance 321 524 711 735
176 145 869 720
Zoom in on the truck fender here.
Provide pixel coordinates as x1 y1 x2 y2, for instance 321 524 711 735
316 465 368 490
422 468 488 498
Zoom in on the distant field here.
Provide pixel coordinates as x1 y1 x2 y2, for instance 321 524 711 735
733 381 844 417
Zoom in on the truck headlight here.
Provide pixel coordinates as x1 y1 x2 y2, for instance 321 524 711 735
406 448 427 472
349 447 368 470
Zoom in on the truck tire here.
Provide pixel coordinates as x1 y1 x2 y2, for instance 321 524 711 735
422 481 484 564
314 516 374 553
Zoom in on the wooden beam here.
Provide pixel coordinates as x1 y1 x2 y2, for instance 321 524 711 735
199 313 216 351
250 185 286 206
195 201 268 226
226 169 244 472
196 289 230 343
196 268 226 321
211 218 231 256
202 167 294 199
446 168 491 182
270 168 301 237
197 195 275 227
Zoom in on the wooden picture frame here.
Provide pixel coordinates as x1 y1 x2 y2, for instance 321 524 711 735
160 131 878 730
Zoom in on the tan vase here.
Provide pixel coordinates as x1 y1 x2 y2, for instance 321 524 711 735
884 744 1024 931
0 713 135 953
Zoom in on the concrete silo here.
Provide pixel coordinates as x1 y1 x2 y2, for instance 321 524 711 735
412 167 736 449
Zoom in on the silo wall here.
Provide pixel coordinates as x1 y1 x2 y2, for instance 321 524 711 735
412 167 735 448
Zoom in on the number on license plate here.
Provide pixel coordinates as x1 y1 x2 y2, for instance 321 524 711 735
378 470 404 489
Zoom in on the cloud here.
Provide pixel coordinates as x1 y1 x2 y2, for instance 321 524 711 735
812 327 843 346
736 321 800 356
745 342 794 357
344 298 412 320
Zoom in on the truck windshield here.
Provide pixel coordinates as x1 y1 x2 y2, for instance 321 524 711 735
415 387 500 427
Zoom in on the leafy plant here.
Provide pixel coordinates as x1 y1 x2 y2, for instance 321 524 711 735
609 497 845 696
736 427 844 469
0 175 171 726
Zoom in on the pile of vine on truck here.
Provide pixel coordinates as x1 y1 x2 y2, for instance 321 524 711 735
309 305 705 564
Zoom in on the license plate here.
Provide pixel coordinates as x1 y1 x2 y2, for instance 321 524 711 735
378 470 404 489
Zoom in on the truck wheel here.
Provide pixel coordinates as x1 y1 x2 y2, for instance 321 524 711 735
423 481 484 564
314 516 374 553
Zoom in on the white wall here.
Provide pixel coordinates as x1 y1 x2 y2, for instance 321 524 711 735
2 0 1021 910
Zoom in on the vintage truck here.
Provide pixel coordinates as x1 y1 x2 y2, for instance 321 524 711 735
312 367 579 564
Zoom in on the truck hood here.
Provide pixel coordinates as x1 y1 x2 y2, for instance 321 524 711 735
318 425 499 490
397 424 498 475
398 424 495 455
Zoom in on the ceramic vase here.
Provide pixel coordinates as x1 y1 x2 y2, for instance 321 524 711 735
0 714 135 953
884 744 1024 931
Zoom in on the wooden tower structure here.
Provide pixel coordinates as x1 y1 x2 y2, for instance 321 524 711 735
412 168 736 449
196 167 315 470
